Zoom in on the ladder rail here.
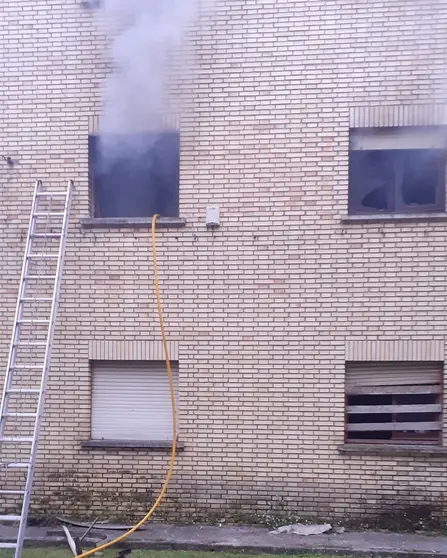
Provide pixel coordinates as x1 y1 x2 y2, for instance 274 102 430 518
0 180 41 440
14 180 73 558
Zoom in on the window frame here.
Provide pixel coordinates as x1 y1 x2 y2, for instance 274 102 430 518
88 132 180 220
90 360 179 443
344 362 444 446
348 127 447 216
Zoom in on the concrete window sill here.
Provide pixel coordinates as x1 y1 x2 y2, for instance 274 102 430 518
80 217 186 229
341 213 447 224
338 443 447 457
81 439 184 451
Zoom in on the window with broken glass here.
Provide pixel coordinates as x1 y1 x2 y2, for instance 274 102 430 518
345 362 443 445
88 132 180 219
349 127 447 215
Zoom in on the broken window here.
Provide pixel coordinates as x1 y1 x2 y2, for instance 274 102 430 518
345 362 443 445
349 127 447 215
89 132 180 219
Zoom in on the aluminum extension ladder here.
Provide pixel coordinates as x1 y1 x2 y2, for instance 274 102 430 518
0 179 73 557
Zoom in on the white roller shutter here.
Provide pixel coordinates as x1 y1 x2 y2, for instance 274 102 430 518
91 361 179 442
346 362 442 391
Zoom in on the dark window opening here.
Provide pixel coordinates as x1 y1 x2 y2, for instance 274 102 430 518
349 143 446 215
89 132 180 219
350 150 394 212
402 154 440 206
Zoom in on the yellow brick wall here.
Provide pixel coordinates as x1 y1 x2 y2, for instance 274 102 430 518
1 0 447 525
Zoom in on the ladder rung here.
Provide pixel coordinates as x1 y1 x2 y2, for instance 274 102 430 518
1 463 30 469
3 412 37 418
25 275 56 280
0 490 25 495
18 319 50 324
0 515 21 522
14 341 47 347
20 298 52 303
0 437 33 443
6 389 40 394
0 542 17 549
34 212 65 217
11 365 42 370
27 254 58 259
36 191 66 197
31 233 61 238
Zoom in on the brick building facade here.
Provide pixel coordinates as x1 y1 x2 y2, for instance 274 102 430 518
1 0 447 527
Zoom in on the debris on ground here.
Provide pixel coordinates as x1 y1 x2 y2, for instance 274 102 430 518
269 523 332 536
57 516 140 531
61 525 81 556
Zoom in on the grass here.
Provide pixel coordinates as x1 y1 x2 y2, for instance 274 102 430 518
0 550 332 558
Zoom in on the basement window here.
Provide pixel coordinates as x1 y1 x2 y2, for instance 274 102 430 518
349 127 447 215
91 360 179 442
345 362 443 445
89 132 179 219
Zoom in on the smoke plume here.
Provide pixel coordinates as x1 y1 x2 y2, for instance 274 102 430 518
94 0 198 178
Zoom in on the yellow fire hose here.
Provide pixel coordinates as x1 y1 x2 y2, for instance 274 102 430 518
76 214 177 557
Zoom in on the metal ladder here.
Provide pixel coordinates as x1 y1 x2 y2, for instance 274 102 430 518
0 179 73 557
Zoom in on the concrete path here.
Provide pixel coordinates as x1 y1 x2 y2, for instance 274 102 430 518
1 523 447 556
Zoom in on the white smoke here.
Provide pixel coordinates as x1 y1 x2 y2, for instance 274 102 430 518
90 0 200 216
97 0 198 139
